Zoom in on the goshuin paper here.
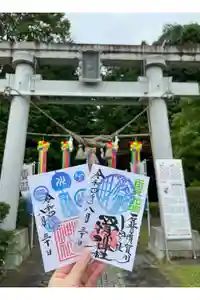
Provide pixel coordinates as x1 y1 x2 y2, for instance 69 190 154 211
75 164 149 271
28 164 89 272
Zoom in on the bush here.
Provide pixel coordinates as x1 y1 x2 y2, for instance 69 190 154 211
0 202 10 224
149 187 200 232
187 187 200 232
190 180 200 187
149 202 160 219
0 202 14 276
0 229 13 271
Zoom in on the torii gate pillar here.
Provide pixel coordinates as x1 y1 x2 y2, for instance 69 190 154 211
0 52 34 230
146 57 173 161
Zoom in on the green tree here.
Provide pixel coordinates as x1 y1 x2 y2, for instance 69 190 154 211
156 23 200 46
0 13 71 42
0 13 97 171
157 23 200 185
95 66 148 135
172 98 200 184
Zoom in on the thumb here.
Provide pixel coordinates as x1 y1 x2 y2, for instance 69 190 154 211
65 248 92 286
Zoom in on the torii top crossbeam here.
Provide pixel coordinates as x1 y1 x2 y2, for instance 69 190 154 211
0 42 199 103
0 42 200 67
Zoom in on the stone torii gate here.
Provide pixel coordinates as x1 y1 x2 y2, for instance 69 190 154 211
0 42 200 231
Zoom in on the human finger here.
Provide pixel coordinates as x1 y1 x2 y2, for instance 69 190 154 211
67 248 91 284
52 262 76 279
81 260 102 285
85 261 106 287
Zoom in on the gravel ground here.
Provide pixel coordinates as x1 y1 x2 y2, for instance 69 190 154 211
0 244 171 287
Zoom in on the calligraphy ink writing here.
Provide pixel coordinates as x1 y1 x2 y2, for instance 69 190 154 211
128 179 144 213
91 169 105 186
42 233 52 256
113 213 138 264
38 192 61 232
84 206 95 223
123 213 138 263
78 226 88 238
88 169 105 205
90 215 123 260
40 203 55 217
135 179 144 195
128 197 141 213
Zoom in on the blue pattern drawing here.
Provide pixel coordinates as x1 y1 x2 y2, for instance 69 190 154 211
51 171 75 219
59 191 79 218
34 186 49 202
28 164 89 272
45 215 61 232
74 170 85 182
51 171 71 191
74 188 87 208
96 174 135 214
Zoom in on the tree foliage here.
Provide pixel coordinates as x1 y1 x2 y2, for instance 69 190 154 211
159 23 200 185
0 15 200 185
0 13 97 171
157 23 200 46
0 13 150 172
172 99 200 184
0 13 71 43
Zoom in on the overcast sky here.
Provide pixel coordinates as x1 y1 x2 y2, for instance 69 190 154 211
66 13 200 44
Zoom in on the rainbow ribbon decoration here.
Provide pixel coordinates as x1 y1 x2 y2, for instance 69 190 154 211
87 146 96 165
37 141 50 173
130 141 142 173
107 137 119 168
61 137 73 168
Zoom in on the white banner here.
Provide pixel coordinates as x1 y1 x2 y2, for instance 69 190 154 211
155 159 192 240
20 162 35 199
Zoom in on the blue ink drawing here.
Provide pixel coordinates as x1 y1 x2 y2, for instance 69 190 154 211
74 170 85 182
96 174 135 214
44 215 61 232
34 186 49 202
74 188 87 208
51 171 71 191
59 191 79 218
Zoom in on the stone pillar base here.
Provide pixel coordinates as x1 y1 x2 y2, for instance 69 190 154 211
5 228 30 269
148 226 200 260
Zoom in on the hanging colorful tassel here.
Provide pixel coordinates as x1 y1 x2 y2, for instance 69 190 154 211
112 136 119 169
130 141 142 173
61 137 73 168
106 137 119 168
37 141 50 173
